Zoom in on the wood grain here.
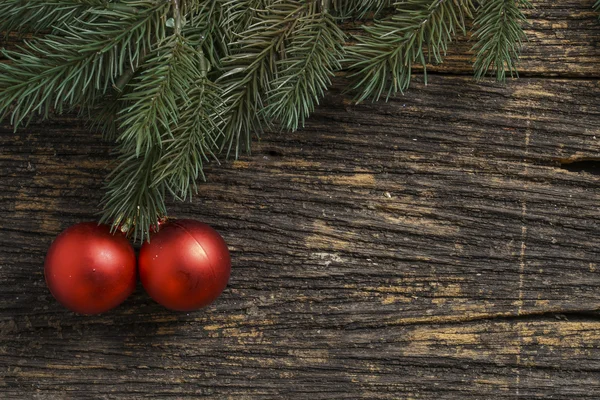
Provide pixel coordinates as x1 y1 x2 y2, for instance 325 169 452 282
1 2 600 399
1 75 599 398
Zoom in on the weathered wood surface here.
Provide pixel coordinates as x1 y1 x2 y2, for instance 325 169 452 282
1 2 600 399
437 0 600 77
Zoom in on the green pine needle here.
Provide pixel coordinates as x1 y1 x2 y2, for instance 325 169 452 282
0 1 169 129
153 75 225 201
220 0 276 36
354 0 395 18
183 1 231 71
217 0 303 158
101 36 209 241
346 0 475 103
265 3 345 131
89 93 126 141
0 0 111 36
473 0 532 82
116 36 200 156
100 146 166 243
331 0 394 19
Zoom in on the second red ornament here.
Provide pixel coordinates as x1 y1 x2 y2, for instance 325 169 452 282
138 219 231 311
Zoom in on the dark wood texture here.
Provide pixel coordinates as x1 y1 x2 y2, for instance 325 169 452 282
1 1 600 399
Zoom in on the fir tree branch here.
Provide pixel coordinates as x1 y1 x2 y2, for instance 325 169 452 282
183 1 230 71
102 37 208 240
153 75 224 201
265 1 345 131
331 0 394 19
100 146 166 243
0 1 169 128
89 46 149 141
217 0 304 158
116 36 200 157
0 0 115 36
90 94 124 141
472 0 532 82
594 1 600 16
220 0 276 37
354 0 395 18
345 0 475 103
89 79 135 141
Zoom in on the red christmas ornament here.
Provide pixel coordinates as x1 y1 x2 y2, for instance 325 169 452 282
139 219 231 311
44 222 137 315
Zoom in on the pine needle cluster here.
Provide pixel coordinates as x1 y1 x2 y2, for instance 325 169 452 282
1 0 535 241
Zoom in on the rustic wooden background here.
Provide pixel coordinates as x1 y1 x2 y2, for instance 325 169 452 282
1 1 600 398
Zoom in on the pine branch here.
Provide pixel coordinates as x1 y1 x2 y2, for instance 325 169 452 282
153 75 224 201
331 0 394 19
217 0 303 158
183 1 230 72
0 1 169 129
594 1 600 16
220 0 276 36
472 0 532 82
0 0 115 36
88 56 143 141
355 0 395 17
116 35 200 158
90 98 122 141
102 37 210 241
345 0 475 103
100 146 166 243
265 2 345 131
330 0 355 18
89 82 134 141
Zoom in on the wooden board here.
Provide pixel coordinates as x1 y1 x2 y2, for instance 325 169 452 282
1 1 600 399
437 0 600 77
